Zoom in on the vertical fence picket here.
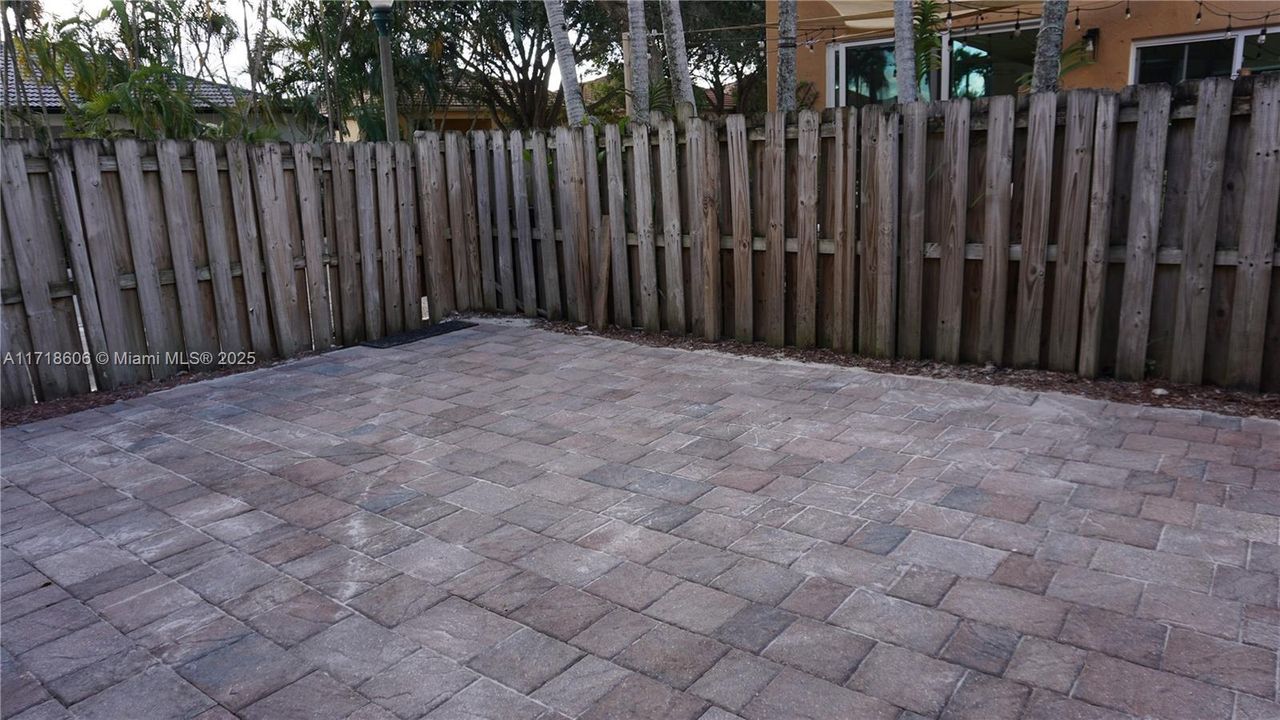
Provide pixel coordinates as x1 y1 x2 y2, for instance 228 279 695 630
417 133 455 320
116 139 180 378
353 143 385 338
193 141 247 353
582 126 608 330
936 99 969 363
155 141 214 367
727 115 752 343
492 130 517 313
445 134 476 313
1012 92 1057 368
632 124 660 332
507 131 538 317
1116 85 1173 380
897 102 926 359
687 119 706 337
226 142 276 356
604 125 632 328
1046 91 1099 371
250 144 304 356
859 106 898 358
293 143 335 348
1170 78 1233 384
50 151 112 389
328 144 364 343
471 131 498 311
1078 93 1119 378
978 97 1015 366
395 142 422 330
375 143 404 335
795 110 820 348
1226 74 1280 389
658 118 687 334
531 131 562 319
762 112 786 347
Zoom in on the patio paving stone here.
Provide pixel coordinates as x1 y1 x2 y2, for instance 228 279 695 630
3 320 1276 718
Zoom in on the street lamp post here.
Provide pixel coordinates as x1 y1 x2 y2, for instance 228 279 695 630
369 0 399 141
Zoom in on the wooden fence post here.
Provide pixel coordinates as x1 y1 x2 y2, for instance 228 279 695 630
795 109 820 348
762 111 786 347
658 117 687 334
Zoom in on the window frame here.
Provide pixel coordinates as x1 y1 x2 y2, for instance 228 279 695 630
1129 25 1279 85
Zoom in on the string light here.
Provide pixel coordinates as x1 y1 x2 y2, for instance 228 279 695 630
1074 8 1081 30
1124 1 1131 19
1013 10 1021 36
1259 15 1270 44
945 1 953 30
1195 1 1202 24
1225 13 1232 37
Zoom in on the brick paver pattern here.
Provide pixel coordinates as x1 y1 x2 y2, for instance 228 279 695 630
3 322 1278 720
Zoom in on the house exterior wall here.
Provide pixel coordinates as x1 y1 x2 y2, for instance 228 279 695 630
768 0 1280 110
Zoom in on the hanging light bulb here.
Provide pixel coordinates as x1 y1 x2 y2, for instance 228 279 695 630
1074 9 1081 30
1124 1 1131 19
1013 10 1021 36
1226 14 1233 37
945 1 953 29
1257 17 1268 43
1195 1 1203 24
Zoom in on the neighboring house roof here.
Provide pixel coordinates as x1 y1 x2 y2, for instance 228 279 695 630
1 52 246 112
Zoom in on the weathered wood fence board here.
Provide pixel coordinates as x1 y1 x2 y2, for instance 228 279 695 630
3 78 1278 409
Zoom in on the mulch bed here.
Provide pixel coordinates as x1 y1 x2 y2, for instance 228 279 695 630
536 320 1280 421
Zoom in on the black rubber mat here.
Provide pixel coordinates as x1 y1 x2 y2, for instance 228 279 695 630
360 320 477 348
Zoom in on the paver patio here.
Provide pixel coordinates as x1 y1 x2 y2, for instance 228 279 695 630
2 320 1278 720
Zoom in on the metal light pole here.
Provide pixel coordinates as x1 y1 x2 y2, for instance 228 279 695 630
369 0 398 141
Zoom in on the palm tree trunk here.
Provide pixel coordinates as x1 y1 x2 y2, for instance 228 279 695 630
893 0 917 103
777 0 797 113
1032 0 1068 92
659 0 695 109
627 0 650 123
544 0 586 124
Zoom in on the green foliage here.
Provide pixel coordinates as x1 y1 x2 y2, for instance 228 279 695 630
14 0 247 139
681 0 765 114
913 0 944 84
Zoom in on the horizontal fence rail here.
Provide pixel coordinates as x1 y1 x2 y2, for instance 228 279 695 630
2 75 1278 407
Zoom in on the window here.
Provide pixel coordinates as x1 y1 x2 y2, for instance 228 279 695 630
1135 38 1234 84
1242 32 1280 75
829 22 1036 106
949 26 1038 98
1130 27 1279 84
831 41 930 107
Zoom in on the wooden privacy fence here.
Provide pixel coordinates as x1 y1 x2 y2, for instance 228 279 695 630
2 75 1279 408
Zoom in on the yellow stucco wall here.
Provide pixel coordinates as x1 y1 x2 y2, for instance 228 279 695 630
768 0 1280 109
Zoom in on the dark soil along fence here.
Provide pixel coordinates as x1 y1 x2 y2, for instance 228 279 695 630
2 75 1278 408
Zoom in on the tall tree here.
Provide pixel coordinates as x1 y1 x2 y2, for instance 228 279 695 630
544 0 586 124
659 0 694 109
1031 0 1068 92
627 0 649 122
776 0 795 112
894 0 917 103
